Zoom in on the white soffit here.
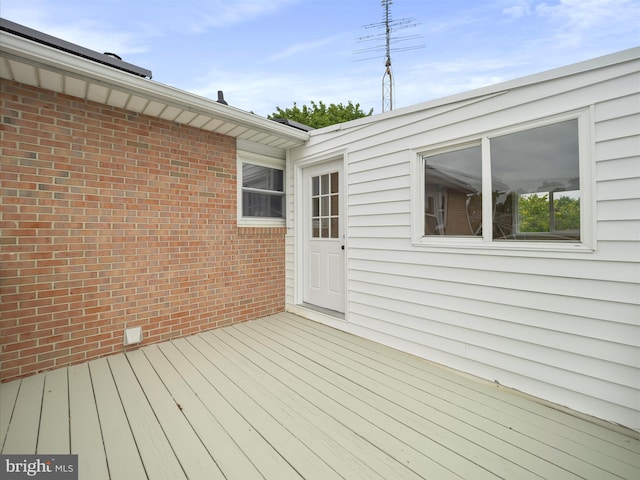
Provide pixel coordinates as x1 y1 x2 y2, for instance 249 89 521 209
39 69 63 92
106 89 130 109
0 30 309 150
87 83 110 103
64 76 87 98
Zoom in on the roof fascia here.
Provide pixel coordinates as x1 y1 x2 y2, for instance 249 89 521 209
312 47 640 135
0 31 310 145
0 18 152 78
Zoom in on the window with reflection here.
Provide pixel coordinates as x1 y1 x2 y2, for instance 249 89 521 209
424 145 482 236
241 163 285 218
491 119 580 241
422 118 581 242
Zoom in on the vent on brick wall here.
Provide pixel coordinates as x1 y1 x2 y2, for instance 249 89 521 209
124 327 143 346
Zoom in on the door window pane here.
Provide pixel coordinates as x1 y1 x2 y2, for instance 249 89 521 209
330 217 339 238
311 172 339 239
321 174 329 195
330 172 339 193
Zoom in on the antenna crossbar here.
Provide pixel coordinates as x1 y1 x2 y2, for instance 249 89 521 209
353 0 422 112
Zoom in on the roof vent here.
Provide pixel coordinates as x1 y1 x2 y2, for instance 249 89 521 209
103 52 122 60
217 90 228 105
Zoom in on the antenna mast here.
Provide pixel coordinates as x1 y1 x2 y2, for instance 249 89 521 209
354 0 423 112
382 0 393 112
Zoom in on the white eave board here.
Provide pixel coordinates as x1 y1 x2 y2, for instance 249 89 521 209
0 30 309 149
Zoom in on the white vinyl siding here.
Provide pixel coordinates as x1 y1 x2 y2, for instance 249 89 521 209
288 50 640 430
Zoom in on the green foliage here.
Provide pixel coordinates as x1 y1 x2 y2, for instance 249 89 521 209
268 100 373 129
518 193 580 232
518 193 551 232
554 195 580 230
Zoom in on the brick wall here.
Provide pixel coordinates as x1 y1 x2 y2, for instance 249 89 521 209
0 80 286 381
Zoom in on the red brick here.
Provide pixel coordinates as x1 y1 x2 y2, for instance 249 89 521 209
1 80 285 382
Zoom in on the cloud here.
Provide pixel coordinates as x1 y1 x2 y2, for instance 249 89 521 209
168 0 302 34
424 15 477 34
46 21 149 55
503 1 533 18
2 0 301 49
265 36 343 62
535 0 640 46
536 0 627 27
1 0 150 55
190 64 383 117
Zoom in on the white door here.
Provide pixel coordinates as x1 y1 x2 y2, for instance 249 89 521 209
303 160 345 313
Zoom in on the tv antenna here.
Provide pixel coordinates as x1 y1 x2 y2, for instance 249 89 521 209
354 0 423 112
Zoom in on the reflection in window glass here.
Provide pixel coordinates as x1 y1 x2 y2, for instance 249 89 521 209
242 164 283 191
241 163 285 219
423 145 482 236
242 192 284 218
491 120 579 241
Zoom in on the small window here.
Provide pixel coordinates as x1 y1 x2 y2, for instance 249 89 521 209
240 162 285 219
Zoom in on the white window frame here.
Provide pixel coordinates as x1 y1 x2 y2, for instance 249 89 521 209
237 151 286 227
411 109 595 253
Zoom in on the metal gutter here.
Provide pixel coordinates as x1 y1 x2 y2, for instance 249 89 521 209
0 29 310 146
0 18 152 78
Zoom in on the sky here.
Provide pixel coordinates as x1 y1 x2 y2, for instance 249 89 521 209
2 0 639 117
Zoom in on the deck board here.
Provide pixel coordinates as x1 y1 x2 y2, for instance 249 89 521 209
126 348 224 480
107 354 186 480
90 358 147 480
145 343 264 480
255 315 541 479
184 334 344 480
1 313 639 480
282 313 634 444
223 322 462 479
37 368 70 454
2 373 44 454
275 312 640 470
0 378 20 451
202 328 422 480
267 314 637 479
228 320 484 479
68 362 110 480
155 340 301 480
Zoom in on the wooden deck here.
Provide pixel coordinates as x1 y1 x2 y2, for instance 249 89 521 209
1 313 638 479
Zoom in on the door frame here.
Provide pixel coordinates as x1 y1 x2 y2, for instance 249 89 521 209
293 151 348 318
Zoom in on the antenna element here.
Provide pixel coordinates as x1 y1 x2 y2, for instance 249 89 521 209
355 0 423 112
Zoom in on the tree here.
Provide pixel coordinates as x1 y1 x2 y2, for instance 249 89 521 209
268 100 373 129
554 195 580 231
518 193 550 232
518 193 580 232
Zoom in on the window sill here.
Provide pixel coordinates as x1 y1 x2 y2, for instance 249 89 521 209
412 236 595 255
238 217 286 228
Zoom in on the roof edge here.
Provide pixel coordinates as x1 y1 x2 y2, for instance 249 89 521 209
313 46 640 135
0 27 310 145
0 18 152 78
